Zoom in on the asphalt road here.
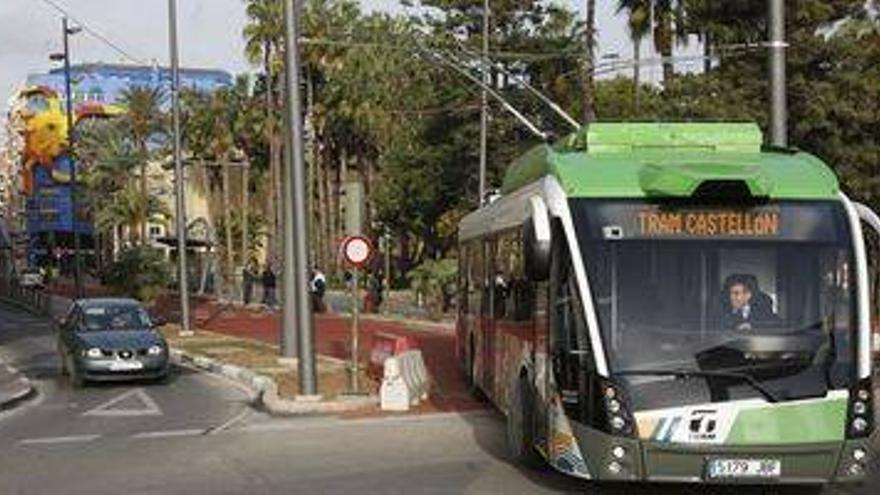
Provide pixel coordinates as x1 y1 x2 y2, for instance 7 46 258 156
1 302 878 494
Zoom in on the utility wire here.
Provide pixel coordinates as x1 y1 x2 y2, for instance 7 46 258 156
37 0 147 65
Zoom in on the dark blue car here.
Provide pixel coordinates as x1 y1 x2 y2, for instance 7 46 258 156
56 298 169 387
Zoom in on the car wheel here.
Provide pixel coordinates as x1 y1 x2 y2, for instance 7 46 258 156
155 369 171 385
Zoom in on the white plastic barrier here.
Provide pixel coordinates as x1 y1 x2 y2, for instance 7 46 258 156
380 350 430 411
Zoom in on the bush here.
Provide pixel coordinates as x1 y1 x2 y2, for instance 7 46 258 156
406 258 457 318
103 246 170 304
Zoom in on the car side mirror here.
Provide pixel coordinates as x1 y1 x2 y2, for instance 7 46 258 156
151 315 168 328
523 196 552 282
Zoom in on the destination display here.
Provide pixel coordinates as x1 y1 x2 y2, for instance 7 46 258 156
570 200 850 243
637 210 780 237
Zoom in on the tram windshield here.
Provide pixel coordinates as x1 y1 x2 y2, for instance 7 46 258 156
571 200 857 408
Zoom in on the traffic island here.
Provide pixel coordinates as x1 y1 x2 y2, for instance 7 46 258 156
0 361 35 411
160 325 379 416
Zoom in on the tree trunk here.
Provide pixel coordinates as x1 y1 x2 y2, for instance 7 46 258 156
139 143 148 246
633 37 642 113
223 160 234 300
242 162 250 270
656 10 675 84
582 0 597 123
703 31 712 74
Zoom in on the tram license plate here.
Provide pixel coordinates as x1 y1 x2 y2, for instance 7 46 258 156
706 459 781 479
109 361 143 371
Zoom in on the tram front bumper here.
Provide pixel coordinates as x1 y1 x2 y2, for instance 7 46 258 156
570 422 871 484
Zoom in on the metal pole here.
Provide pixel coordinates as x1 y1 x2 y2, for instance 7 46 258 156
62 17 82 299
478 0 489 207
350 269 360 393
769 0 787 147
168 0 191 334
282 0 317 395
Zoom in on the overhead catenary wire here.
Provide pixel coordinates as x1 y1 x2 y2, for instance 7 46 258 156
447 38 581 130
37 0 147 65
412 42 549 140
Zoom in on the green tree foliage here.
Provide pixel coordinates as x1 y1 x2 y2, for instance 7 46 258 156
102 246 170 304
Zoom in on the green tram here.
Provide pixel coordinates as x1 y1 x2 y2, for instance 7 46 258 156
456 123 877 486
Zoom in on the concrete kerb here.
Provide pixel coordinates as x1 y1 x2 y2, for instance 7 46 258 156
168 348 378 416
0 362 36 411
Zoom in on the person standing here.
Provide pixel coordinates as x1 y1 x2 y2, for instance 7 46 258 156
262 264 277 309
243 264 255 305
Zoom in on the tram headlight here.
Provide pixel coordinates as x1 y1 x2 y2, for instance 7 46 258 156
607 399 621 414
853 401 867 416
611 446 626 460
597 377 635 437
847 377 874 439
852 448 866 462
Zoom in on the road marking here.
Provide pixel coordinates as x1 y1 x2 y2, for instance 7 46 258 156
82 388 163 417
131 429 205 439
18 434 100 445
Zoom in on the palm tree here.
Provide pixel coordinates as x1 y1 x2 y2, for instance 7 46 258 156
617 0 652 109
243 0 284 264
94 182 170 248
583 0 597 123
118 86 165 245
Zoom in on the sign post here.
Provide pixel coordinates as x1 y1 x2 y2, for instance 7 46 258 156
341 235 373 394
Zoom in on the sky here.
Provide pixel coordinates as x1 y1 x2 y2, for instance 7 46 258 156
0 0 669 138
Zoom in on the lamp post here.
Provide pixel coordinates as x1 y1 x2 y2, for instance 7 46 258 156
168 0 192 335
50 17 83 298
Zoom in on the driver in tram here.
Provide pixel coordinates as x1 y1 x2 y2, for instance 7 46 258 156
721 274 779 331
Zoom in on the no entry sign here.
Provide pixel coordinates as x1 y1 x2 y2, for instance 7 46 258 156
342 235 373 268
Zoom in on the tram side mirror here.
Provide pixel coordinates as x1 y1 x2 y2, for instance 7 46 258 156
523 196 552 282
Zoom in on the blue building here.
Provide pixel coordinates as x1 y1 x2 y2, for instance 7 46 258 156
27 63 232 107
21 63 231 269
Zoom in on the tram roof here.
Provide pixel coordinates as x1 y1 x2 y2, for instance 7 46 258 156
501 122 839 200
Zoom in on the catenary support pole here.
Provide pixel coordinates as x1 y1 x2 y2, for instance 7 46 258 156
168 0 191 334
478 0 489 207
281 0 317 394
769 0 787 147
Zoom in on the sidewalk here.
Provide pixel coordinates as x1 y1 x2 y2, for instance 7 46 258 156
154 295 483 414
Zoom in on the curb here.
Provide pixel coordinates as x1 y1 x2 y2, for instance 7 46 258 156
0 363 36 412
168 349 378 416
0 296 47 317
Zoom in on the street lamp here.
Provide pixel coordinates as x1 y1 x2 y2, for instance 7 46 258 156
49 17 83 298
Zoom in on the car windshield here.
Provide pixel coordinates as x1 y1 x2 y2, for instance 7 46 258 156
80 304 153 332
572 199 857 409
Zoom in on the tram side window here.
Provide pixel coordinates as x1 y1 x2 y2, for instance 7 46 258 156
466 241 483 322
493 229 534 324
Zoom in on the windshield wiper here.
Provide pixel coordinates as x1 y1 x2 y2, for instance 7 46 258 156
613 368 780 403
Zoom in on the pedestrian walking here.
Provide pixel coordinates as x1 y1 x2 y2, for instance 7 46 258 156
262 264 277 308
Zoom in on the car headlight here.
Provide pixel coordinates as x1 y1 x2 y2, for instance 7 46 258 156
84 347 103 359
147 345 164 356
